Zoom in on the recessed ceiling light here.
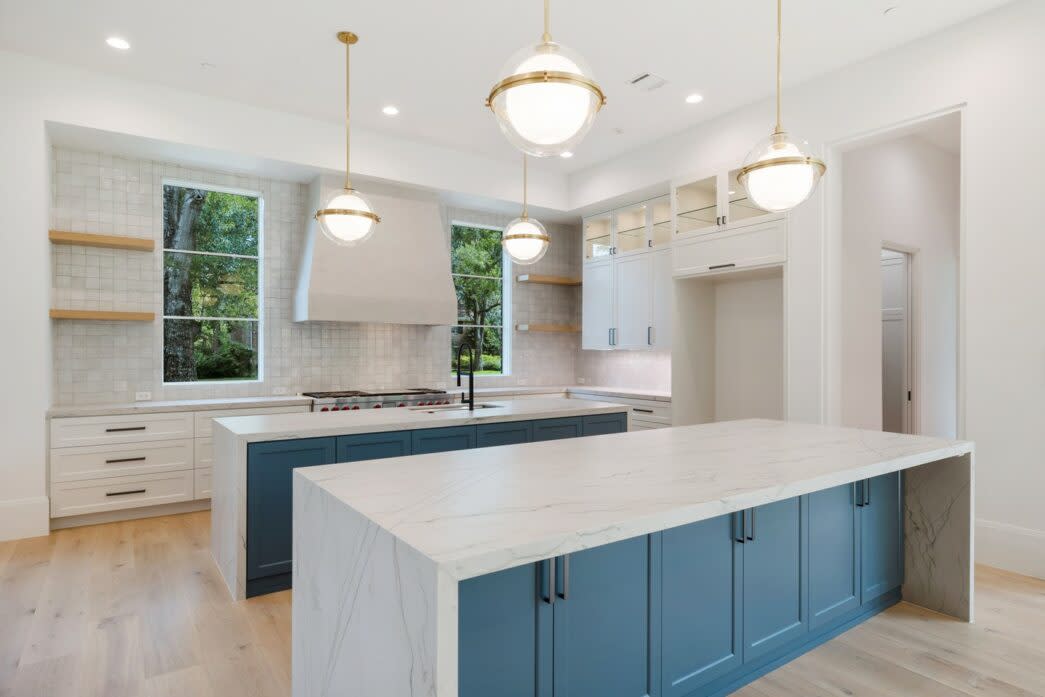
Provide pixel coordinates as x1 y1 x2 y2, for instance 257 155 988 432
685 93 704 104
382 105 399 116
106 36 130 50
560 151 574 159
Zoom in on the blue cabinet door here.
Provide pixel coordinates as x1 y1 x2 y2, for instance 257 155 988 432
582 412 628 436
476 421 533 448
336 431 411 462
246 437 337 586
808 484 861 630
661 514 743 697
531 417 583 442
411 426 477 454
459 561 553 697
742 496 807 663
552 535 653 697
860 472 902 604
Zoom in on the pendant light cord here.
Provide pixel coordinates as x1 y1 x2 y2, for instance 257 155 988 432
775 0 783 134
542 0 552 43
344 38 352 190
522 155 529 219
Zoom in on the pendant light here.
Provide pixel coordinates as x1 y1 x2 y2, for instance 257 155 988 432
503 155 550 265
315 31 380 246
738 0 826 213
486 0 606 158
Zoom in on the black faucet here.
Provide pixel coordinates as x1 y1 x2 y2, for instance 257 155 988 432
456 341 475 411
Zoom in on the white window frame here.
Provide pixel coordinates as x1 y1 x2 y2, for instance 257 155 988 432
449 221 511 377
161 179 265 386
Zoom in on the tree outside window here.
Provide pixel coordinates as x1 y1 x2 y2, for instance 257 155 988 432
162 184 261 383
451 224 509 375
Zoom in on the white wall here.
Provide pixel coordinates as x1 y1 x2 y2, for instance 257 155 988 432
841 135 959 438
569 0 1045 578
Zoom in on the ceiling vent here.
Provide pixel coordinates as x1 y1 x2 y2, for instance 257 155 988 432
628 72 668 92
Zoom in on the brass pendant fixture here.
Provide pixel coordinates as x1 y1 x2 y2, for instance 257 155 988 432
502 155 550 265
738 0 826 213
486 0 606 158
315 31 380 246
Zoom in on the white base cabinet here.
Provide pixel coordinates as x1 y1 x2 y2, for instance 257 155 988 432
571 393 672 430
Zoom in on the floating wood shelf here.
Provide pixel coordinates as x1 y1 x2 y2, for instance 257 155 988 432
49 230 155 252
50 309 155 322
515 323 580 333
516 274 581 287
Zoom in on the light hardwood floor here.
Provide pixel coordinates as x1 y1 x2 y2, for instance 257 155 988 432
0 511 1042 697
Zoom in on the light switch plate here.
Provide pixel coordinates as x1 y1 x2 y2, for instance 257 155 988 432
135 391 152 401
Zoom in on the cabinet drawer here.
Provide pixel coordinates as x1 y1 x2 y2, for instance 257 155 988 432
50 412 194 449
674 221 785 278
571 393 672 422
50 470 194 517
195 438 213 468
50 438 194 482
631 420 669 431
195 468 212 499
195 405 308 438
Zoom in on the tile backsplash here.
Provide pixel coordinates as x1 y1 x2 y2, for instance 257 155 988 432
50 148 583 405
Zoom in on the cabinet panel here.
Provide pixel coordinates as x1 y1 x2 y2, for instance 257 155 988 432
742 496 806 662
581 412 628 436
246 437 337 582
531 417 583 442
584 214 613 262
51 411 194 448
476 421 533 448
553 535 652 697
662 515 743 696
673 220 786 278
410 426 477 454
50 438 194 482
861 472 902 604
51 470 194 517
651 248 673 350
808 484 860 630
615 253 653 349
582 259 615 350
650 196 672 247
675 175 720 235
615 203 649 255
337 431 411 462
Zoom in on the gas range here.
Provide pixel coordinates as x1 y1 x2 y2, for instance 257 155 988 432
302 388 452 412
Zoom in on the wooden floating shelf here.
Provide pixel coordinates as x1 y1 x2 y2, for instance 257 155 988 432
516 274 581 287
49 230 155 252
515 323 580 333
50 309 155 322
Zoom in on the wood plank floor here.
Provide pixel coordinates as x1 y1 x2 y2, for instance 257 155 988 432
0 511 1042 697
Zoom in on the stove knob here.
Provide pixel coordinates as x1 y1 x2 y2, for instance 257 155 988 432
320 407 329 412
398 402 406 408
373 403 382 408
351 405 360 410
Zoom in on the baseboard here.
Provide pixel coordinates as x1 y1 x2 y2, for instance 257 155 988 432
0 496 51 541
50 498 211 530
976 518 1045 580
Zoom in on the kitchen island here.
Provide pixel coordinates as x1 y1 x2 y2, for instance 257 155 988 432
210 397 631 600
292 418 973 697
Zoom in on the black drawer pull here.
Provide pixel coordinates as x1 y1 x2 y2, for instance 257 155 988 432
105 456 147 464
105 426 147 433
708 263 737 271
632 408 654 414
105 489 146 497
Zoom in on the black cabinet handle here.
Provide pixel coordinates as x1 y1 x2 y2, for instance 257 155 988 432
746 509 756 542
854 481 863 507
105 489 146 497
733 511 745 543
632 407 654 414
647 326 653 345
708 263 736 271
865 479 872 507
541 557 556 605
105 456 147 464
105 426 147 433
557 554 570 600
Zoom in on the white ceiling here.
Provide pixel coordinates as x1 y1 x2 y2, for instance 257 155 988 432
1 0 1011 173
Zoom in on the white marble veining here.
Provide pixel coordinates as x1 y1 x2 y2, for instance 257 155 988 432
568 385 672 402
47 395 312 418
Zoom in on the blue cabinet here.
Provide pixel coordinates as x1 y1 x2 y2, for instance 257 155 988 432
532 417 583 442
582 411 628 436
741 496 807 663
808 484 860 629
411 426 477 454
336 431 411 462
246 437 337 593
860 472 902 604
476 421 534 448
661 514 743 697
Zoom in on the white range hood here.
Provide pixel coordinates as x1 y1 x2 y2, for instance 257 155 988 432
294 176 457 325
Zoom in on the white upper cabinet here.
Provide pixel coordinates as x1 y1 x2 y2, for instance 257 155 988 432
582 258 615 350
650 247 673 350
584 213 613 262
673 167 774 238
614 202 649 256
614 253 653 349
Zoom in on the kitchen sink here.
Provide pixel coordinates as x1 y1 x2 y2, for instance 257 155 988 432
407 403 502 412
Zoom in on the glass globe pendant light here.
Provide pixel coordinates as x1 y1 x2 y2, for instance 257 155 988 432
503 155 550 265
738 0 826 213
315 32 380 246
486 0 606 157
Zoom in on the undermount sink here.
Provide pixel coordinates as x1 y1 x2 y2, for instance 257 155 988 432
407 403 502 412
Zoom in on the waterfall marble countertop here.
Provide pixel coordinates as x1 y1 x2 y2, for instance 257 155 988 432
297 418 973 582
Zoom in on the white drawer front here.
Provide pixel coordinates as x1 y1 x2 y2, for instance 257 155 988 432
194 405 308 438
195 437 213 468
674 221 786 278
631 419 670 431
571 393 672 422
50 438 194 482
51 412 194 449
195 468 212 500
51 470 194 517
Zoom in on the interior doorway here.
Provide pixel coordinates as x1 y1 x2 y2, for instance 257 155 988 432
881 248 912 434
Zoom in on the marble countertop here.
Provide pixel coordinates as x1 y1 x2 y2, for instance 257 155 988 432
48 395 313 418
568 385 672 402
213 397 629 443
297 418 972 581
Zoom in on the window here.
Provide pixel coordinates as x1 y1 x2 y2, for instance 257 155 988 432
162 183 261 383
450 223 509 375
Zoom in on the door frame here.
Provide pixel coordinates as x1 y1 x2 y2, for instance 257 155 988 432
881 243 916 435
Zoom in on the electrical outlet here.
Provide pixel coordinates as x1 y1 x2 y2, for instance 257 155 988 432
576 377 586 384
272 386 288 395
135 391 152 401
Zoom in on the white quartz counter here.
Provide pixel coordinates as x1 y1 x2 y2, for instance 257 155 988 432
47 395 312 417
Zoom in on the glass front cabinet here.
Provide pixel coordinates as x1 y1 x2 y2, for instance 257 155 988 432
674 167 773 238
582 195 672 263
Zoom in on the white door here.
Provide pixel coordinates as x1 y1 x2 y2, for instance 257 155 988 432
582 259 615 350
881 250 911 433
650 248 673 350
615 253 653 349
